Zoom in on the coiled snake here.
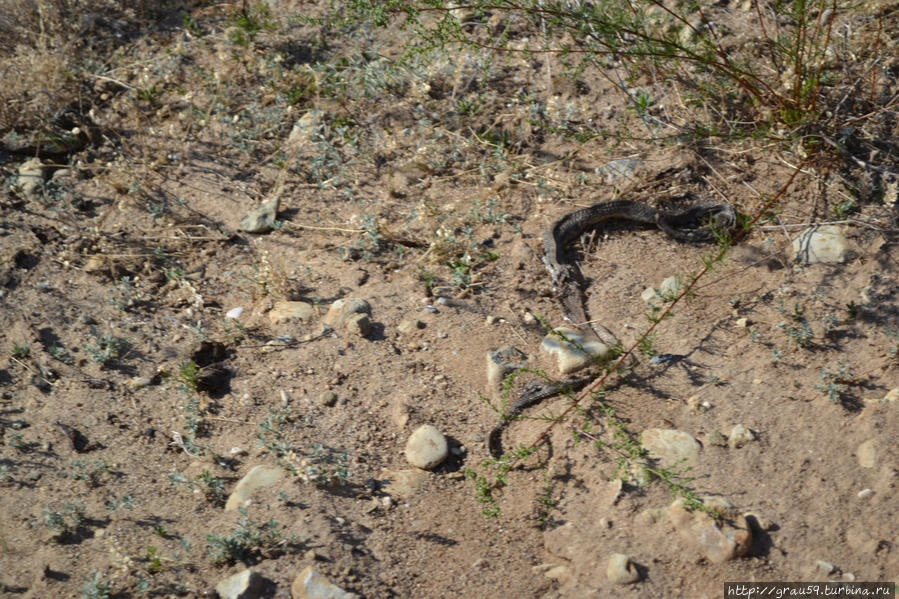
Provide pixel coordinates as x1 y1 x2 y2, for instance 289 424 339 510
487 199 736 458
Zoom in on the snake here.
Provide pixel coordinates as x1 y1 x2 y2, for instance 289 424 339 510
487 198 736 458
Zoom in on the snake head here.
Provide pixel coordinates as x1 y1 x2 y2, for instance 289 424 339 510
659 202 736 241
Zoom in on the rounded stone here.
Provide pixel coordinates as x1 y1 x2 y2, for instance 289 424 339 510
728 424 756 448
317 391 337 407
857 439 877 468
269 301 315 324
792 225 850 263
607 553 640 584
641 428 701 468
404 425 448 470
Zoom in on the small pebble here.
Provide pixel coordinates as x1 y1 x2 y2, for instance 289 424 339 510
225 307 244 319
397 319 424 334
318 391 338 407
857 488 875 499
544 565 569 580
815 560 835 575
728 424 756 448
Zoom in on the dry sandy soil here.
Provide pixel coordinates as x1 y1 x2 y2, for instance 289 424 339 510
0 1 897 597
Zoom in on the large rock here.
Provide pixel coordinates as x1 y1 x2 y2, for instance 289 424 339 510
240 196 279 233
404 425 448 470
285 110 323 154
216 569 264 599
792 225 850 263
669 498 752 563
541 327 611 374
324 298 372 337
225 465 283 511
606 553 640 584
269 301 315 324
641 429 701 468
291 566 358 599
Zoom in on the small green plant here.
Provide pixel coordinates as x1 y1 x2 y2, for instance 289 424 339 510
79 570 111 599
44 502 86 540
205 507 300 565
256 408 350 485
832 199 857 217
109 276 145 312
69 458 112 488
644 301 673 325
48 342 74 364
84 328 123 366
136 85 160 105
820 313 841 336
183 13 203 36
105 495 134 511
4 431 28 451
637 332 657 359
535 470 559 528
165 266 184 281
10 344 29 358
464 455 520 519
815 358 853 403
183 395 203 438
468 198 512 225
229 2 274 46
886 330 899 359
145 546 162 575
303 443 351 486
168 469 225 505
177 361 200 394
776 301 814 348
196 470 226 505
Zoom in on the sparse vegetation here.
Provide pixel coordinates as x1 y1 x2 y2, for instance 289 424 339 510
84 328 124 366
79 571 111 599
69 458 112 488
256 408 351 485
205 507 300 565
44 502 87 540
815 358 853 403
10 344 30 358
168 470 226 505
776 300 815 348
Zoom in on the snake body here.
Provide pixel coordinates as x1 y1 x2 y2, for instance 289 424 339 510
487 198 735 457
